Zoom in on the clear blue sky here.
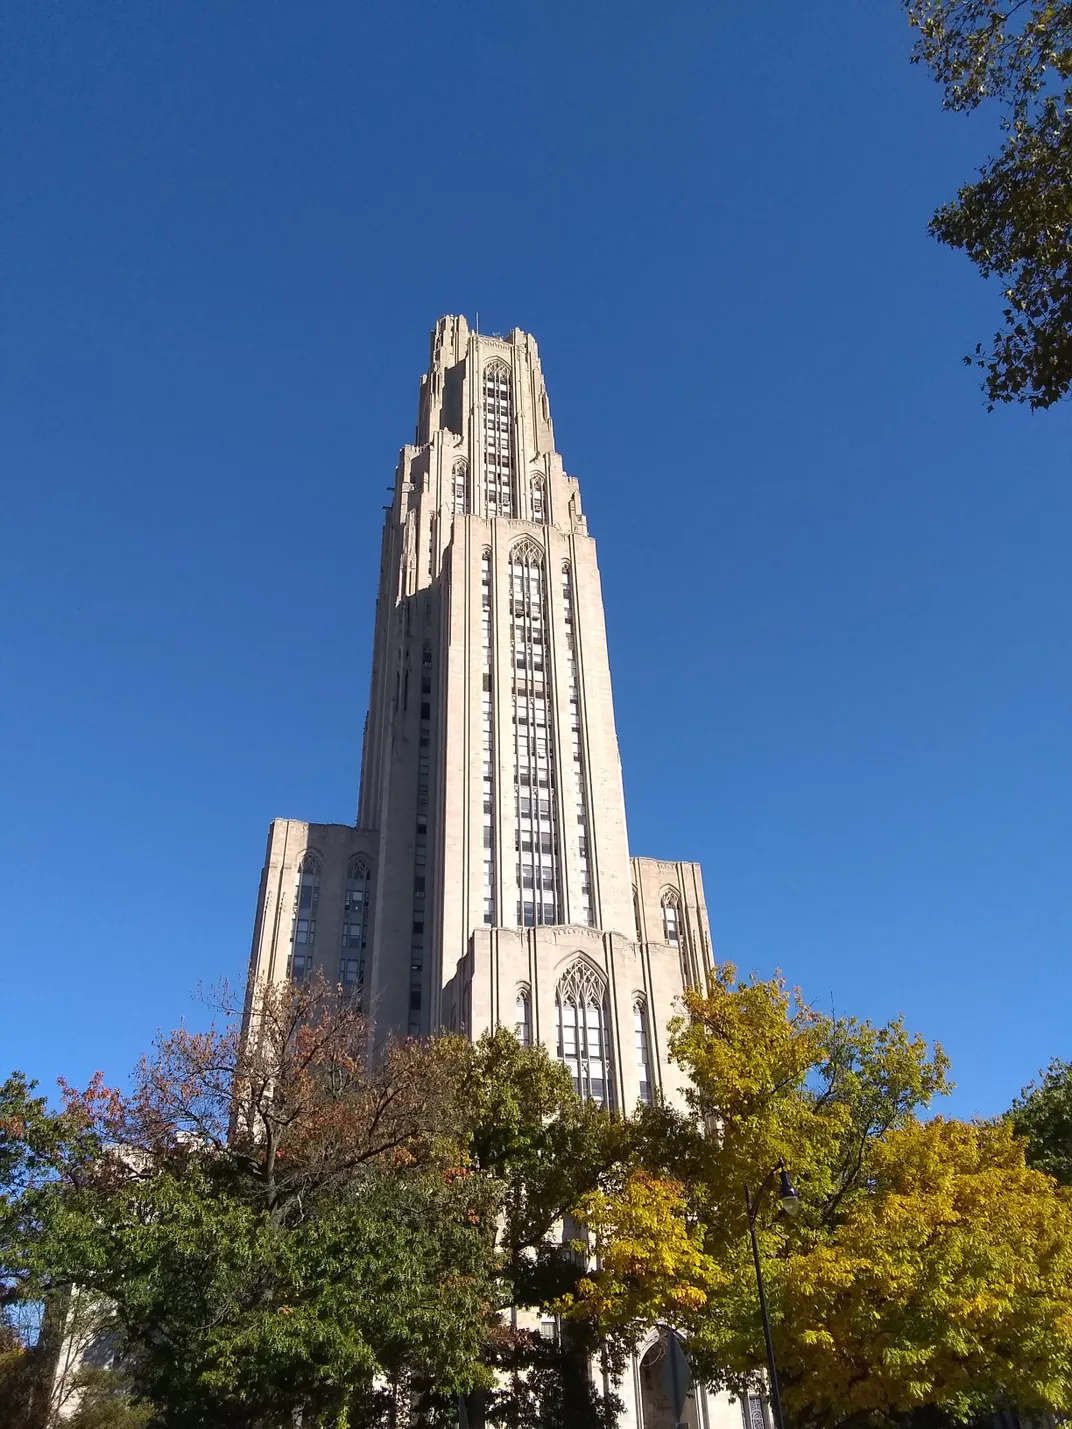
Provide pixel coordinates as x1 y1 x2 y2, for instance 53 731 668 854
2 1 1068 1119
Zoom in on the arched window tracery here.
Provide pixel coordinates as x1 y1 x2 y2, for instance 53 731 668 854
555 961 612 1107
482 361 515 517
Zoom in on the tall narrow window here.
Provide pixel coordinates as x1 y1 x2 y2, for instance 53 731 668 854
742 1390 771 1429
412 809 429 1034
417 645 432 803
411 643 434 1037
634 997 653 1106
420 641 432 748
515 985 532 1047
289 950 314 984
562 565 593 924
452 459 469 515
340 857 371 997
288 855 321 981
531 476 546 523
661 891 681 946
510 540 560 927
481 552 496 925
291 856 320 946
555 961 612 1107
482 361 515 517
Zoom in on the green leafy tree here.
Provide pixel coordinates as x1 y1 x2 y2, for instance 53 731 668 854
1 1073 119 1429
1010 1056 1072 1183
904 0 1072 408
445 1029 631 1429
43 1160 495 1428
1 1071 109 1312
4 988 643 1429
9 976 501 1428
0 1313 38 1427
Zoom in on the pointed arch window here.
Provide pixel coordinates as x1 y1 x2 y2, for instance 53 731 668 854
555 961 613 1107
291 856 320 946
531 476 546 523
482 361 515 517
452 459 469 515
340 857 371 997
510 540 560 926
515 985 532 1047
634 997 653 1106
481 552 496 924
288 854 321 982
661 891 681 946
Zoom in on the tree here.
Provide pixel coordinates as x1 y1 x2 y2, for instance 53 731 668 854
119 974 470 1222
0 1313 39 1427
770 1116 1072 1428
43 1159 496 1428
1 1072 119 1429
554 1169 723 1339
904 0 1072 408
564 965 1072 1428
4 987 645 1429
1010 1056 1072 1183
10 976 501 1428
444 1029 633 1429
1 1070 108 1313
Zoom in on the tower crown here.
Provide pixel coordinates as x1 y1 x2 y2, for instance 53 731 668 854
407 316 576 534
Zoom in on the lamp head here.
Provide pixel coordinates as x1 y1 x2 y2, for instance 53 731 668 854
778 1163 800 1217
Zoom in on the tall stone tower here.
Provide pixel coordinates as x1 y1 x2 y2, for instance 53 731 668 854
244 317 737 1428
246 316 713 1115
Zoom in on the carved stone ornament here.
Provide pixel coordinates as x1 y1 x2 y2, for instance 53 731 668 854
509 535 544 564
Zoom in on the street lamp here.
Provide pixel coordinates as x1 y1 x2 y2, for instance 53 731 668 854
743 1161 799 1429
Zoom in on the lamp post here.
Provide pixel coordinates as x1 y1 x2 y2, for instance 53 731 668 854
743 1161 799 1429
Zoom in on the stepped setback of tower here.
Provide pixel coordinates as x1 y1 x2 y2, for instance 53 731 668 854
245 316 712 1112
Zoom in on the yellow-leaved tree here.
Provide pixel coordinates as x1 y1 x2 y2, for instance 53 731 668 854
562 964 1072 1428
554 1169 724 1335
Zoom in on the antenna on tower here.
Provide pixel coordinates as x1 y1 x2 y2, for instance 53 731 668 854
474 311 479 335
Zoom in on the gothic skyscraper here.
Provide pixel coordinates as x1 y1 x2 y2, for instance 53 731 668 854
246 315 712 1115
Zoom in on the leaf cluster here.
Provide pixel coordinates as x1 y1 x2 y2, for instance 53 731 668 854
1009 1055 1072 1183
904 0 1072 407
